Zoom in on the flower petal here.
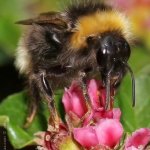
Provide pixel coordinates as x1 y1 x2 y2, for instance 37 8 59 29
125 146 138 150
62 88 72 113
95 119 123 148
125 128 150 149
88 79 102 109
112 108 121 120
73 127 99 148
62 81 87 118
71 92 87 118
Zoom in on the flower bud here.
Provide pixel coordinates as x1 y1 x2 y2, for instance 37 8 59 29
125 128 150 150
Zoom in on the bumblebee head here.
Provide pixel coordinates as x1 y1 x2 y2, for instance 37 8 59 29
95 32 135 109
69 9 135 108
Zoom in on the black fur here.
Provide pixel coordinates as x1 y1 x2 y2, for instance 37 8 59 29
67 1 111 25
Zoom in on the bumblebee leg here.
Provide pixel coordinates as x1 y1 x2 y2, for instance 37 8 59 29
79 71 91 106
79 71 92 123
24 79 40 128
40 73 59 128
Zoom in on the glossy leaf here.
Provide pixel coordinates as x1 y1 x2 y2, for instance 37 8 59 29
0 91 50 149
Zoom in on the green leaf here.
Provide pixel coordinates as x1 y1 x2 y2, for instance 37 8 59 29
0 90 64 149
7 123 34 149
0 91 49 149
116 47 150 133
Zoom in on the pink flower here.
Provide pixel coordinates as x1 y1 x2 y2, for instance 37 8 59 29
125 128 150 150
62 81 87 118
37 79 126 149
73 119 123 149
62 79 123 149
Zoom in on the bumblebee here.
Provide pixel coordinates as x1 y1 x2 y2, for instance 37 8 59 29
15 0 135 126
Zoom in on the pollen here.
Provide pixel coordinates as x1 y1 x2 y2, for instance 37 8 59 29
70 11 132 49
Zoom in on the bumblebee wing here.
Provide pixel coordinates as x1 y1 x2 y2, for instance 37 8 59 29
16 11 69 30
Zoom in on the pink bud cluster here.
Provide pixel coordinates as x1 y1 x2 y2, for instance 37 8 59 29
36 79 150 150
62 79 123 149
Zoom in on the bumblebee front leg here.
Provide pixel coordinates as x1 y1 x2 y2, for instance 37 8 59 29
40 73 59 128
78 71 93 124
79 71 91 108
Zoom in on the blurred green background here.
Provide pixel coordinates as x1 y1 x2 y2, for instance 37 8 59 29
0 0 150 149
0 0 67 66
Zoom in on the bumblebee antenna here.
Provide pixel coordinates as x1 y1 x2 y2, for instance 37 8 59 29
122 61 135 107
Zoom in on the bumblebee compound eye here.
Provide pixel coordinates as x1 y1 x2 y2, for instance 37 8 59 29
115 38 131 62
